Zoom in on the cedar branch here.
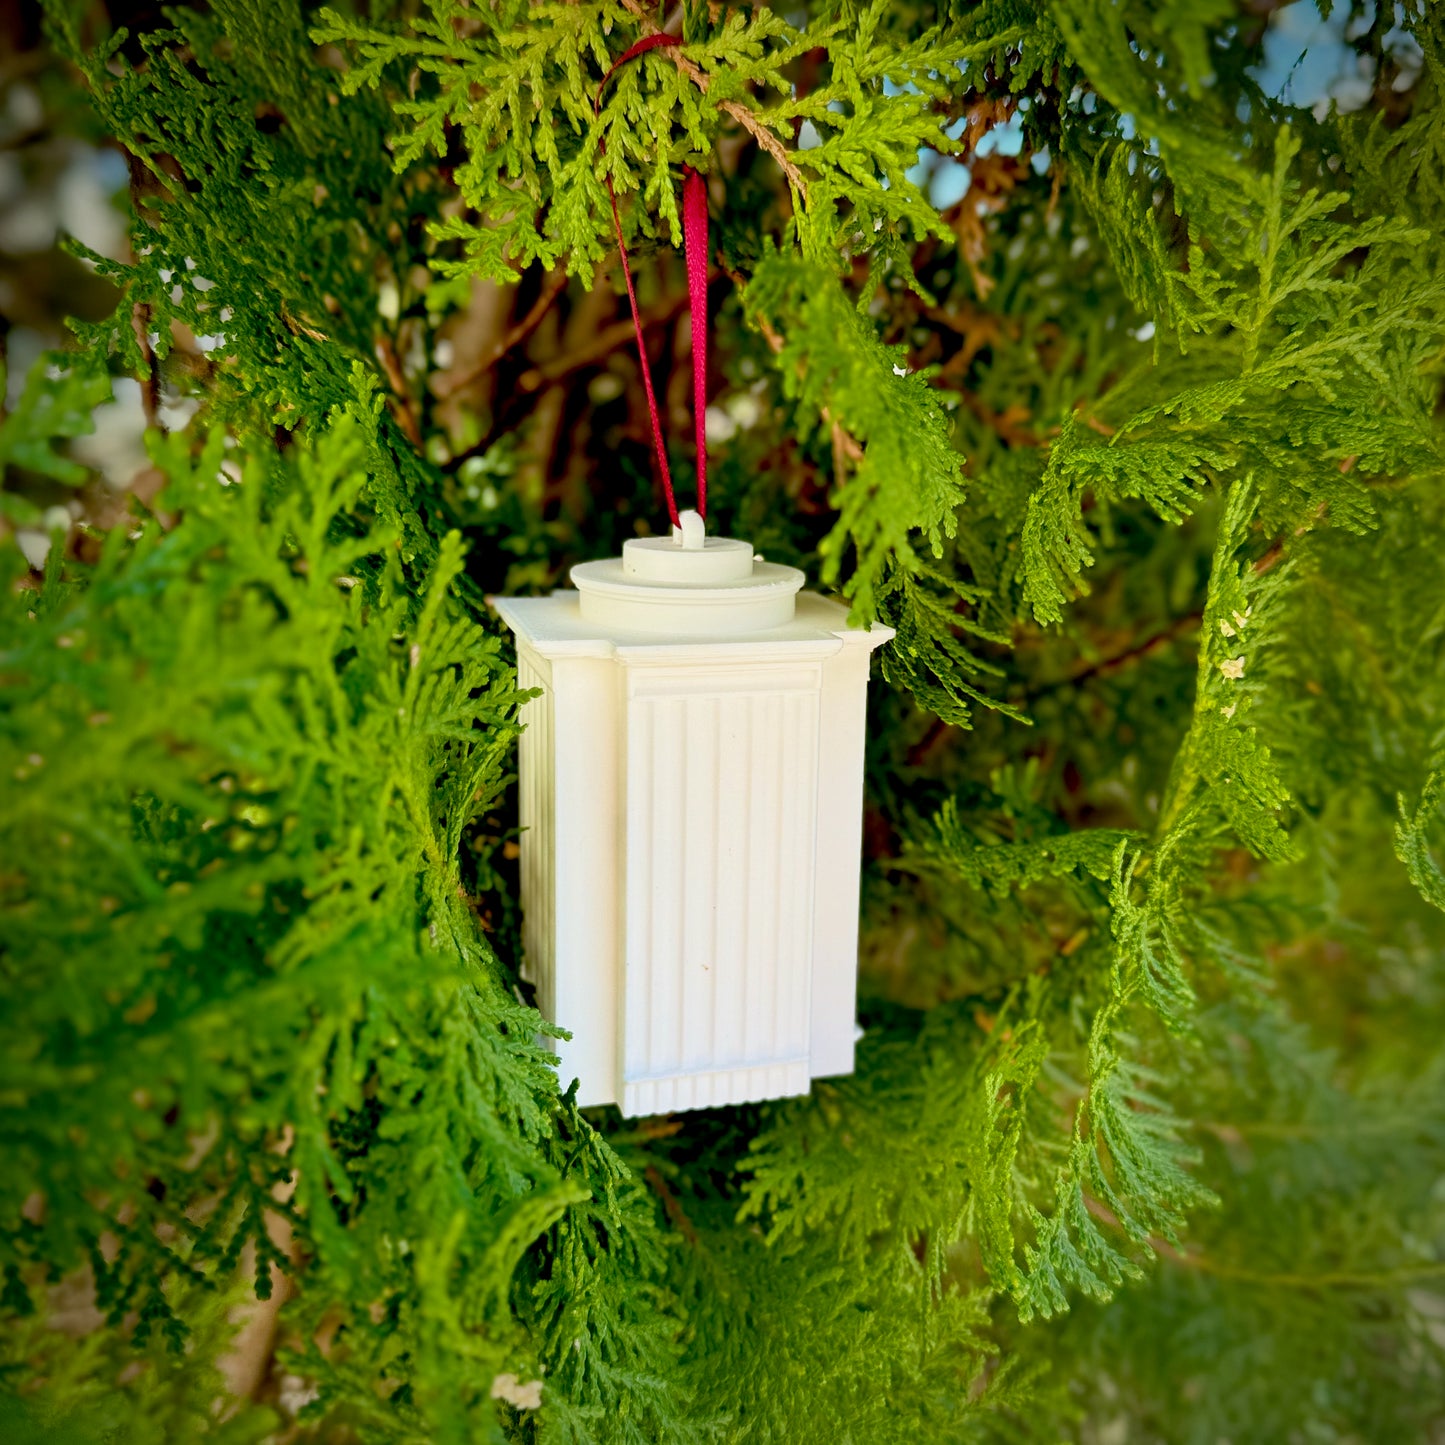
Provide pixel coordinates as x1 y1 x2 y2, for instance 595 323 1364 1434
616 0 808 198
719 256 864 462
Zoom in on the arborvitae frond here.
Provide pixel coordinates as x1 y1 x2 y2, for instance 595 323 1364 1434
907 796 1137 891
312 0 959 284
0 349 111 496
7 1 1445 1439
43 1 434 555
1398 761 1445 914
1023 123 1443 623
0 407 688 1440
744 251 1027 724
745 251 960 603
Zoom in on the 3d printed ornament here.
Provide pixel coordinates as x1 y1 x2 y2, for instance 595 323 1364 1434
495 31 891 1113
492 512 892 1116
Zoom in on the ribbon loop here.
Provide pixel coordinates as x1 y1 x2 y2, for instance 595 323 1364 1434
595 35 708 528
682 165 708 521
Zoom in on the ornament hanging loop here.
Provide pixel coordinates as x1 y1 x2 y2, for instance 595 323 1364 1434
674 507 705 551
681 166 708 521
595 34 710 530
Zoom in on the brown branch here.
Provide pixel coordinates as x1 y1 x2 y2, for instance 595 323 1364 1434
831 420 850 489
1024 612 1202 701
1252 540 1284 576
1254 500 1330 576
435 268 571 398
1084 1194 1445 1291
830 421 865 464
905 715 955 768
375 333 422 447
644 1163 698 1245
517 291 690 392
616 0 808 198
440 288 688 476
923 301 1003 373
717 256 864 462
130 301 162 432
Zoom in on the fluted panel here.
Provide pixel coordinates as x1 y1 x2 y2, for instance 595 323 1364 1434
517 650 555 1017
622 677 821 1112
622 1060 810 1118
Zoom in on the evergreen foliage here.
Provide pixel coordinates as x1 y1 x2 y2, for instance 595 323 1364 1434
2 1 1444 1440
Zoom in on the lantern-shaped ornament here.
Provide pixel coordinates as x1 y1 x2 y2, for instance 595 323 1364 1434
500 42 891 1114
491 510 891 1116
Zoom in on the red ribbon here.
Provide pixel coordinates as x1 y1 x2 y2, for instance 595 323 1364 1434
595 34 708 528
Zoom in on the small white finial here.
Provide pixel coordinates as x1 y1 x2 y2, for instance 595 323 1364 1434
674 508 705 551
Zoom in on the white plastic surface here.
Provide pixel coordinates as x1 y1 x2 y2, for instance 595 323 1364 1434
492 520 892 1117
673 507 707 552
621 534 752 587
573 519 803 637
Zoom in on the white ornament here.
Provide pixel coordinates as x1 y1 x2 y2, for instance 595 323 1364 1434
491 511 893 1116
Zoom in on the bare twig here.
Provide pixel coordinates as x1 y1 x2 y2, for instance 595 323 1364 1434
644 1163 698 1245
831 420 850 488
1084 1195 1445 1291
375 333 422 446
517 291 690 392
1024 612 1203 701
435 268 571 398
717 256 864 462
441 287 687 476
1252 541 1285 576
130 301 163 432
905 715 955 767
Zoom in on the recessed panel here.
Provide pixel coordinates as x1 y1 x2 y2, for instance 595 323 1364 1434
620 667 822 1114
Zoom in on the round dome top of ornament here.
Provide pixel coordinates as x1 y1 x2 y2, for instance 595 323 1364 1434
570 509 805 636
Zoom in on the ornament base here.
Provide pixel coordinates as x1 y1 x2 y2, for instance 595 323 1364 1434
492 536 891 1116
